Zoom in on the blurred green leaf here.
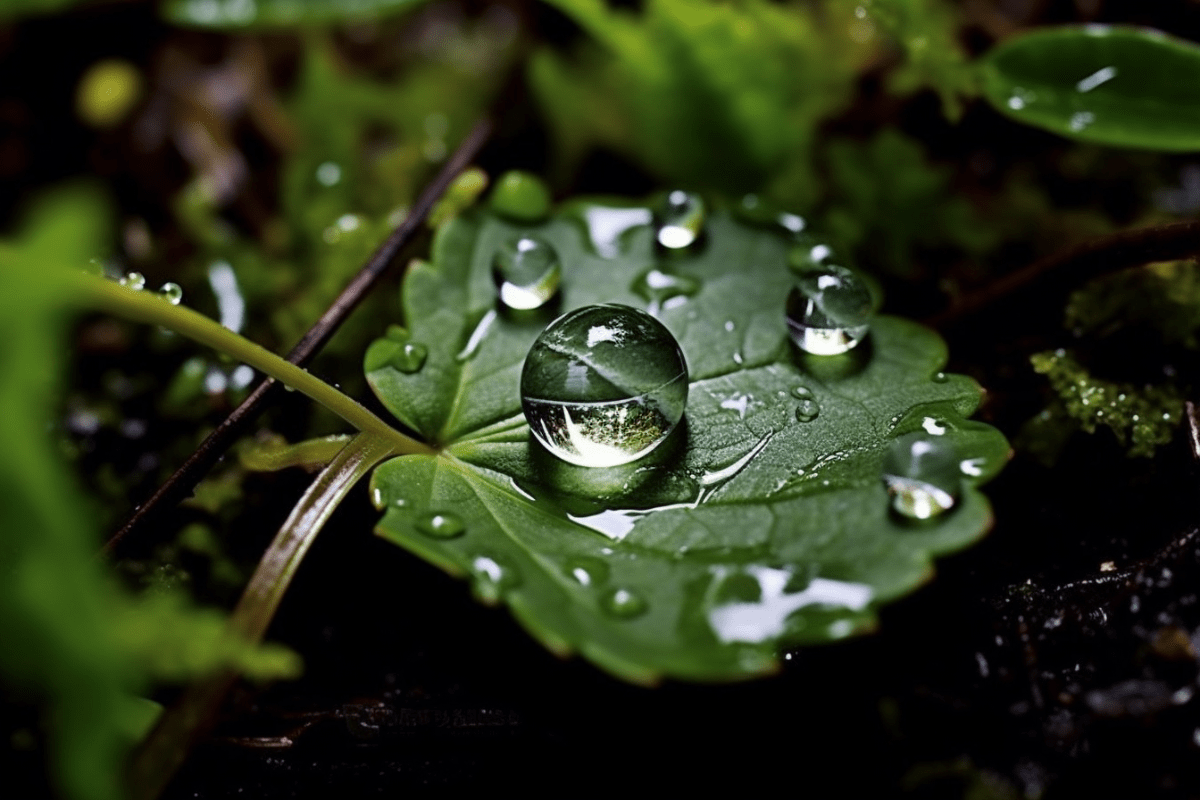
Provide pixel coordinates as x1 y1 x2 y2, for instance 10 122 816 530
161 0 432 29
981 25 1200 151
0 187 298 800
529 0 869 206
0 0 86 20
858 0 977 119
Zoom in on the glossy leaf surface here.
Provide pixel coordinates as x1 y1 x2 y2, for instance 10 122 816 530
981 25 1200 151
366 198 1008 683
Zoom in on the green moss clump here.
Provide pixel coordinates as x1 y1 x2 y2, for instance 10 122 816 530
1031 349 1181 457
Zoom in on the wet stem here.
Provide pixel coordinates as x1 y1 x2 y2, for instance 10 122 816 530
74 273 432 457
73 273 435 797
128 432 399 800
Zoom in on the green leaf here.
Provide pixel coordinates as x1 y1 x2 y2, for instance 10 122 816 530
365 197 1007 683
161 0 431 29
980 25 1200 151
528 0 868 206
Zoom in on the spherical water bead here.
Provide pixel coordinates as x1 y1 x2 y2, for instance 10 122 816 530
521 304 688 468
786 264 872 355
492 236 561 310
157 282 183 305
119 271 146 290
881 433 961 520
655 190 705 249
415 511 466 539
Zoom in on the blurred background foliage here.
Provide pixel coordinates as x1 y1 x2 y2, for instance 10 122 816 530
5 0 1200 798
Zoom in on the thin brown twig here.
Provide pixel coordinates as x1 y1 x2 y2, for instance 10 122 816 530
103 117 493 557
925 220 1200 330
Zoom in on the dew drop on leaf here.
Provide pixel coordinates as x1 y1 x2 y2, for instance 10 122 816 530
365 338 429 374
415 511 466 540
472 554 520 599
157 282 183 305
119 271 146 290
631 268 700 315
521 304 688 468
602 587 648 618
786 264 873 355
564 556 610 587
933 371 948 383
492 236 561 310
655 190 705 249
795 399 820 423
881 433 961 520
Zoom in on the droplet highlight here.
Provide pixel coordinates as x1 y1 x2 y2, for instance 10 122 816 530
655 190 705 249
415 511 466 539
521 304 688 468
492 236 561 310
157 282 183 305
631 268 700 314
564 556 610 588
786 264 872 355
119 271 146 290
881 433 960 520
602 587 647 618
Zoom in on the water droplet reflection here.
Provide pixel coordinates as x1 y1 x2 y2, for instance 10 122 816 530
882 433 960 520
786 264 872 355
655 190 705 249
492 236 561 310
521 304 688 467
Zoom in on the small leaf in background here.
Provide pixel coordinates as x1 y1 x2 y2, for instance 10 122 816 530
162 0 432 29
856 0 978 119
981 25 1200 151
529 0 872 207
365 191 1007 683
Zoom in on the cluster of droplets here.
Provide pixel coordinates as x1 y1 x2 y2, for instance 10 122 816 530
117 271 184 305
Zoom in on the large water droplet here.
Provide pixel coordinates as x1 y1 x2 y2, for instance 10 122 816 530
415 511 466 539
492 236 561 310
631 268 700 315
656 190 705 249
119 271 146 290
602 587 647 618
881 433 960 520
786 264 872 355
157 282 183 305
521 304 688 468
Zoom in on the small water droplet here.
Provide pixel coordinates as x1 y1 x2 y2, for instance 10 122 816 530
795 398 820 423
786 264 872 355
472 554 520 600
882 433 960 520
1076 65 1117 93
564 556 610 587
788 243 833 272
631 268 700 314
1069 111 1095 132
365 337 428 373
602 587 647 618
415 511 466 539
492 236 561 310
720 393 751 419
315 161 342 187
655 190 705 249
119 271 146 290
933 371 948 383
521 304 688 467
157 282 183 305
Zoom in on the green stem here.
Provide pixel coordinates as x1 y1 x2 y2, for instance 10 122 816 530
128 433 397 800
73 274 432 455
240 434 354 472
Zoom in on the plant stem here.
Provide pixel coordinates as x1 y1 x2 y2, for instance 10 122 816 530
103 117 491 556
239 434 354 472
927 220 1200 330
128 432 399 800
73 273 430 456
